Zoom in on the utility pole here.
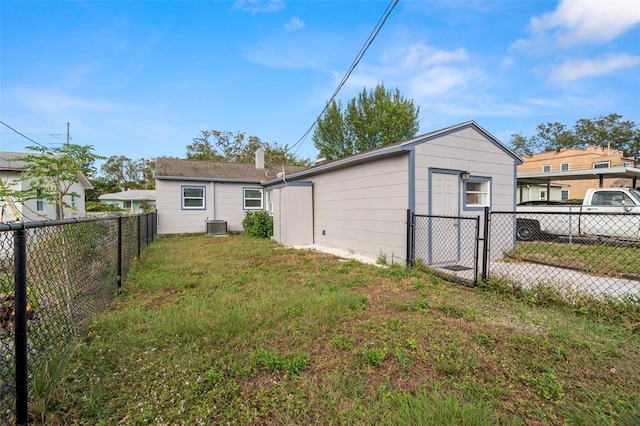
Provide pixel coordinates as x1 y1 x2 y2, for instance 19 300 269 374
66 122 70 145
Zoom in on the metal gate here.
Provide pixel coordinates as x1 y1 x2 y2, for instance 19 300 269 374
408 212 481 286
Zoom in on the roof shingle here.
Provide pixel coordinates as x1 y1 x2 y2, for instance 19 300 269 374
155 157 306 181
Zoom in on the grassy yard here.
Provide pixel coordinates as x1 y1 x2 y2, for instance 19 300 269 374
505 241 640 278
38 234 639 425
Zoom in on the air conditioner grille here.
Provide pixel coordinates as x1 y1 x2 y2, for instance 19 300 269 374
206 220 227 236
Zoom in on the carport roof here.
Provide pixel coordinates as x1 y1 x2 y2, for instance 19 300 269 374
517 166 640 186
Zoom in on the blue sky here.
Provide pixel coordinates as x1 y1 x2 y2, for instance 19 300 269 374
1 0 639 163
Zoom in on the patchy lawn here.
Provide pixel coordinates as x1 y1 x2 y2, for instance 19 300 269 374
38 234 639 425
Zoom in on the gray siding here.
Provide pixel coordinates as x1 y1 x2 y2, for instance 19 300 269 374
156 180 259 234
311 155 409 264
414 127 516 260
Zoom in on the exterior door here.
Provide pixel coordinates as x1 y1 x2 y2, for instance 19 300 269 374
430 172 460 264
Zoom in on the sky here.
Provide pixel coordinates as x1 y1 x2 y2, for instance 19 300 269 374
1 0 639 164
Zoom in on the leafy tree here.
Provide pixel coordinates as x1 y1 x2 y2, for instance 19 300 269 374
186 130 310 166
510 114 640 161
13 144 104 219
100 156 155 190
313 83 420 161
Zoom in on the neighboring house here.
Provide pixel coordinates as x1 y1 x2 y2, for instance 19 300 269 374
264 121 521 265
154 151 305 234
516 183 565 204
0 151 92 222
99 190 156 213
518 146 636 200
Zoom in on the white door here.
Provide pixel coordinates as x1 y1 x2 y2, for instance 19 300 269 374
430 173 460 264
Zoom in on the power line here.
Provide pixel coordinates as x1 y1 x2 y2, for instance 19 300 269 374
0 120 47 148
288 0 400 156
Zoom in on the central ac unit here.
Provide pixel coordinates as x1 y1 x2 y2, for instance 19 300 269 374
206 220 227 236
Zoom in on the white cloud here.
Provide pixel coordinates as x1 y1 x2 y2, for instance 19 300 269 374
284 17 304 32
401 44 468 69
500 56 515 69
233 0 284 14
522 0 640 48
550 53 640 82
7 87 126 115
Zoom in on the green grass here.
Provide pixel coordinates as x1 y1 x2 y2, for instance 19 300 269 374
505 241 640 277
36 234 640 425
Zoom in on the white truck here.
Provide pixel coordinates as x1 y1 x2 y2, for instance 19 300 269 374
516 188 640 241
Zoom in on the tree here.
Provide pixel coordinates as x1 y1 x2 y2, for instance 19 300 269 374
509 114 640 161
186 130 310 166
99 156 155 191
13 144 104 219
313 83 420 161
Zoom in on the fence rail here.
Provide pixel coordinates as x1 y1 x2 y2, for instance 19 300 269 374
0 213 157 425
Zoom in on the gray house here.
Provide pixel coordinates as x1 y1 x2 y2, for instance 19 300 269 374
154 152 305 234
264 121 522 265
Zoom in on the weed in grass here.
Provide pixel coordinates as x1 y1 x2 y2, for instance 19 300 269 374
405 338 418 350
438 304 478 321
473 333 494 346
361 347 388 367
387 317 402 331
256 348 286 372
330 335 356 351
520 371 564 401
256 348 309 375
434 352 465 376
394 347 413 370
32 349 73 420
411 299 430 312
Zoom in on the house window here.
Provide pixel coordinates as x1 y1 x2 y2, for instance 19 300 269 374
71 195 77 208
464 179 490 208
266 189 273 214
623 161 633 167
243 188 263 210
561 190 569 201
540 189 547 201
36 189 45 212
123 200 132 209
182 186 205 209
543 165 551 172
593 161 610 169
560 162 570 172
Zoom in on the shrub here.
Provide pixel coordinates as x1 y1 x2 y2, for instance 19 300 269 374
242 210 273 238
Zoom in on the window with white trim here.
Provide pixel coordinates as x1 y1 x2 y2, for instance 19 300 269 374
464 179 490 208
561 162 570 171
36 189 45 212
543 165 551 172
561 190 569 201
243 188 263 209
182 186 205 209
593 161 610 169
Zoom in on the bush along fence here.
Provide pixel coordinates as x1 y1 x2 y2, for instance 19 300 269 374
407 208 640 304
0 213 157 425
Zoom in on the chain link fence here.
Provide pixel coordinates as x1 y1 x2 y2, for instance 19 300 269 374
489 211 640 302
0 213 157 424
410 214 480 286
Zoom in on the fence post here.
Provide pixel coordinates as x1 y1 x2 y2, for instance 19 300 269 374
481 207 490 282
473 215 480 287
117 216 123 289
406 209 414 267
137 215 141 259
14 228 28 426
